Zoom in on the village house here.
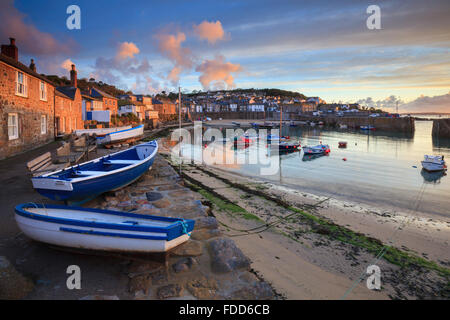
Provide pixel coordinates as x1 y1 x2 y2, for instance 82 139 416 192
54 64 83 135
0 38 56 159
89 87 118 116
152 98 176 116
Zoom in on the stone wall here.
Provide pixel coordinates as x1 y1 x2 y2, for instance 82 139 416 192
432 119 450 139
55 90 83 135
0 61 55 160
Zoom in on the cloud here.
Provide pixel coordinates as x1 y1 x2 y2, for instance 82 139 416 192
356 96 404 110
196 55 242 90
193 20 226 44
0 0 76 56
400 92 450 113
61 59 75 72
155 31 195 85
116 42 140 60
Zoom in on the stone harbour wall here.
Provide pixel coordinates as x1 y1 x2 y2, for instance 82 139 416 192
432 119 450 139
93 155 275 300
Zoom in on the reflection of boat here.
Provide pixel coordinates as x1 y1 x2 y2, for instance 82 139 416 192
360 125 376 131
32 141 158 202
232 121 241 126
318 121 324 126
302 153 328 161
338 141 347 148
233 136 254 145
303 144 330 155
267 134 290 142
421 169 446 184
290 121 297 127
310 122 316 127
421 155 447 172
15 203 194 253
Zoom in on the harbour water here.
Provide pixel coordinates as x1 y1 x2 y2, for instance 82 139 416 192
168 120 450 218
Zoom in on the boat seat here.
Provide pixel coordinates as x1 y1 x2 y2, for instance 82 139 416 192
103 160 140 165
74 170 107 176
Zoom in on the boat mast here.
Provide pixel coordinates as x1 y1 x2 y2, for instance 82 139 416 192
279 105 282 135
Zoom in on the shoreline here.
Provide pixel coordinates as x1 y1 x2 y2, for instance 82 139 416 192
161 147 449 299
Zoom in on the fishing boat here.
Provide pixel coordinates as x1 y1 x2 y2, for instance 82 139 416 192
267 134 290 142
96 125 144 145
31 141 158 202
360 125 376 131
15 203 194 253
303 144 330 155
75 126 132 137
271 142 301 152
421 155 447 172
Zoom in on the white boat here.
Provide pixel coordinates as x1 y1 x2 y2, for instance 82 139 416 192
96 125 144 145
421 155 447 172
15 203 195 253
339 124 348 129
303 144 330 155
74 126 132 137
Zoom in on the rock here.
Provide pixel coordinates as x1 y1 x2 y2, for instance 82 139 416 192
157 184 183 191
208 238 251 273
171 240 203 257
168 190 194 199
146 192 164 202
194 217 219 230
152 198 171 209
157 284 184 299
128 261 163 276
186 277 218 299
172 257 197 273
191 229 221 241
230 282 274 300
128 275 151 295
0 256 34 299
79 295 120 300
239 271 259 284
151 269 168 285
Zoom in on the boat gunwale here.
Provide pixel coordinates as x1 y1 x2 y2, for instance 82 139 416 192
96 124 145 141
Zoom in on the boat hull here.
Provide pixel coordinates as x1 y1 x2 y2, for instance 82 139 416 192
97 125 144 145
15 204 194 253
421 161 446 172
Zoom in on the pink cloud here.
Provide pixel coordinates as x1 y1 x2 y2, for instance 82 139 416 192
196 55 242 90
0 0 76 56
193 20 226 44
116 42 140 60
155 31 195 85
61 59 75 72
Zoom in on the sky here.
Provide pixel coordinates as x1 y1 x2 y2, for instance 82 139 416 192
0 0 449 112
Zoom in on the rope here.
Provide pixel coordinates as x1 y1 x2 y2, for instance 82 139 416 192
180 219 192 236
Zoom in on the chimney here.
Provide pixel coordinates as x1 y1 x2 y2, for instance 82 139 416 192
1 37 19 61
70 64 77 88
29 59 36 72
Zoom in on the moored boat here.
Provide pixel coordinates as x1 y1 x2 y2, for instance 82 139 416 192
75 126 132 137
303 144 330 155
15 203 194 253
338 141 347 148
271 142 301 152
31 141 158 202
96 125 144 145
421 155 447 172
360 125 376 131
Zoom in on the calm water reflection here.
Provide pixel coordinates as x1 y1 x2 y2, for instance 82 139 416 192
168 121 449 217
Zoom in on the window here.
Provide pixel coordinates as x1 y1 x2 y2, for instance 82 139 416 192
40 81 47 101
8 113 19 140
15 71 28 97
41 115 47 134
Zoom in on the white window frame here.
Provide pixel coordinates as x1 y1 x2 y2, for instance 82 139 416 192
40 81 47 101
8 113 19 140
41 115 47 135
15 71 28 97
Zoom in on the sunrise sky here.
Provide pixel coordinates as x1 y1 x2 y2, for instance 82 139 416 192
1 0 449 112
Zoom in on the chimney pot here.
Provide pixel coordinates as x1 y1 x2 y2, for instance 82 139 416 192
1 37 18 61
29 59 36 72
9 38 15 46
70 63 77 88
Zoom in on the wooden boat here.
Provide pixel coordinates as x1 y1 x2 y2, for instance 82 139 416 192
360 125 376 131
421 155 447 172
303 144 330 155
31 141 158 202
96 125 144 145
15 203 194 253
74 126 132 137
271 142 301 152
338 141 347 148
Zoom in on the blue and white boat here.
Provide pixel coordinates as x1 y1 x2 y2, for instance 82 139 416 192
360 125 375 131
303 144 330 155
31 141 158 202
96 125 144 145
421 155 447 172
15 203 194 253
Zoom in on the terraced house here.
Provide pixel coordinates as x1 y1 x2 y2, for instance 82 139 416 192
0 38 55 160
